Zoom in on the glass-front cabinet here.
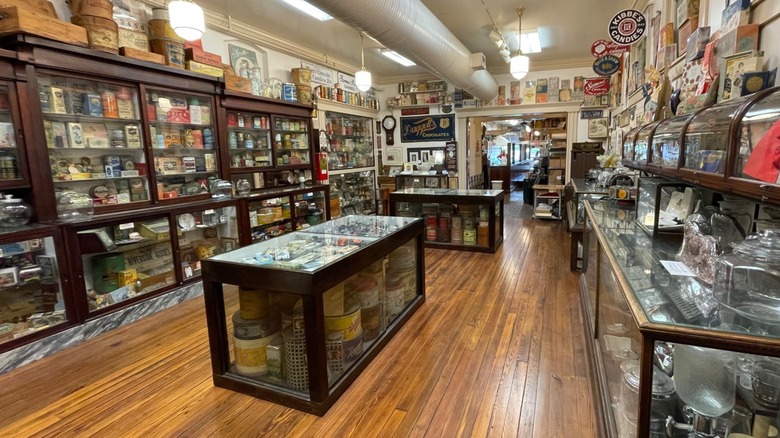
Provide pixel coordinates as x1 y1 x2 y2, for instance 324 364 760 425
237 186 331 245
175 205 239 281
225 111 272 171
200 215 424 415
246 195 293 242
322 110 374 170
648 114 693 174
731 88 780 201
146 89 217 201
0 228 68 348
0 80 25 187
39 74 151 211
272 116 310 167
330 171 377 217
633 122 659 169
622 127 640 166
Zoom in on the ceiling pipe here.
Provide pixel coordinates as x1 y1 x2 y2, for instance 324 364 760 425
306 0 499 102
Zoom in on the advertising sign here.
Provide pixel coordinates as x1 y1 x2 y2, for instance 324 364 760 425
608 9 647 45
400 115 455 143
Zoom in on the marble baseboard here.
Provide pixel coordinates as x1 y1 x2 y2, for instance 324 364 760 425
0 282 203 375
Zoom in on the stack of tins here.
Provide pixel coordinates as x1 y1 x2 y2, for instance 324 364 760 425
460 204 478 245
451 214 463 244
290 68 312 105
422 203 438 241
346 260 384 343
147 8 185 69
323 283 363 376
233 287 281 379
69 0 118 53
387 243 416 305
437 204 455 243
477 205 490 246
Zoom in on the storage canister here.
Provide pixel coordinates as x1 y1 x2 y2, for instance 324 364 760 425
462 215 476 230
451 228 463 244
282 325 308 391
385 278 405 324
232 312 281 377
477 223 489 246
425 226 437 241
438 228 451 243
238 286 269 319
438 216 450 229
388 245 416 304
324 301 363 364
71 15 119 53
463 229 477 245
451 215 463 230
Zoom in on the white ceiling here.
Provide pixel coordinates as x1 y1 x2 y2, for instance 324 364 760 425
198 0 629 82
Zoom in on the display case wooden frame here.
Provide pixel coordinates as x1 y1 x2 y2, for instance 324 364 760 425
200 217 425 415
621 127 641 167
389 188 504 253
0 49 31 190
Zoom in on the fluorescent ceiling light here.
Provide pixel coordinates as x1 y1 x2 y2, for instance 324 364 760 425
520 30 542 54
282 0 332 21
381 50 416 67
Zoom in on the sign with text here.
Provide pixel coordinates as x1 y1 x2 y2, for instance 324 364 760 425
400 115 455 143
608 9 647 45
336 71 359 94
401 107 430 116
581 110 604 119
593 55 622 76
300 61 334 86
584 78 611 96
445 141 457 172
591 39 630 57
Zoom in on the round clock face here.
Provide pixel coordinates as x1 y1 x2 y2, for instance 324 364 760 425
382 116 396 130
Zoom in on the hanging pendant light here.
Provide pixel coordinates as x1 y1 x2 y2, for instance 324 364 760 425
355 32 372 92
510 7 530 80
169 0 205 41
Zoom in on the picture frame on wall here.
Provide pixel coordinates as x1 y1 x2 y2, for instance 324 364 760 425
588 118 609 138
385 146 403 165
408 151 419 163
421 151 430 163
226 41 268 80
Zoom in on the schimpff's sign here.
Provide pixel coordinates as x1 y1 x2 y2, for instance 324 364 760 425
400 114 455 143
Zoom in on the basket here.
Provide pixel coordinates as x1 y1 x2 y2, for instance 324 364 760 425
283 326 308 391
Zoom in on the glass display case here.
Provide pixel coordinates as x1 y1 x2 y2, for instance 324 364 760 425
237 185 330 244
732 88 780 200
225 111 272 171
147 89 217 201
39 73 151 210
582 199 780 438
293 190 327 230
395 174 455 191
389 188 504 253
175 205 239 281
0 227 68 349
76 217 175 312
633 122 659 168
272 116 310 167
200 215 424 415
622 127 641 165
329 170 376 217
635 177 693 237
0 81 25 187
246 195 292 242
322 110 374 170
649 114 693 173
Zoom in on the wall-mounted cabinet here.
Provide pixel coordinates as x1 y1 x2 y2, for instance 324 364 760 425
321 109 374 171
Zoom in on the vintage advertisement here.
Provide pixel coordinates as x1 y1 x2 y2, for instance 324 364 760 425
400 115 455 143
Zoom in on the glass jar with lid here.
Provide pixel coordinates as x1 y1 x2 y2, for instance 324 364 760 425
0 194 31 227
56 190 94 222
713 229 780 328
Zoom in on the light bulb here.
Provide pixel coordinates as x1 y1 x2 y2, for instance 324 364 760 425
355 69 372 92
168 0 205 41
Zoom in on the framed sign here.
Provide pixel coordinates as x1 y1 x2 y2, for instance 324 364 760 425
608 9 647 45
445 141 457 172
588 118 609 138
581 110 604 119
400 115 455 143
407 147 446 163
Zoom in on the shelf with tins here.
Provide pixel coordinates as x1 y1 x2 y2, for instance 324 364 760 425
236 185 330 245
201 215 424 415
314 85 380 110
319 107 375 172
389 188 504 253
329 170 377 218
0 225 70 353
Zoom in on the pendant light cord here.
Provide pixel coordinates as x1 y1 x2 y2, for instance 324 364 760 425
517 7 525 55
360 32 366 70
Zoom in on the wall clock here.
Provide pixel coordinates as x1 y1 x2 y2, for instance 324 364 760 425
382 115 396 145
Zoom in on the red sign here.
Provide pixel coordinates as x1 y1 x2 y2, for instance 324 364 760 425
584 78 611 96
591 39 630 57
401 107 430 116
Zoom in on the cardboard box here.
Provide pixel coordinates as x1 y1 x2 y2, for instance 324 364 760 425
137 220 170 241
184 47 222 67
119 46 164 64
116 268 137 286
185 60 223 78
0 6 88 47
118 29 149 51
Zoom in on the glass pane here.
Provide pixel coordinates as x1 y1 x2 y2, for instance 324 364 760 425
273 116 310 166
247 196 293 242
293 190 327 229
0 84 21 181
683 95 752 174
623 128 640 161
176 205 239 280
79 217 175 311
634 122 659 165
226 111 272 169
735 90 780 183
38 74 150 208
329 170 376 217
147 90 217 199
323 111 374 170
650 114 692 167
0 236 67 346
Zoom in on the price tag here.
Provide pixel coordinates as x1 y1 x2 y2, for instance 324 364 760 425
204 209 215 214
660 260 696 277
119 222 134 230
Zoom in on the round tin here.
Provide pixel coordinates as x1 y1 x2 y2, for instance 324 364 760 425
385 278 405 322
238 287 269 320
361 304 381 342
451 215 463 230
425 226 437 241
438 228 451 243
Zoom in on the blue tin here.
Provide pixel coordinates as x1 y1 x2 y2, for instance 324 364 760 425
282 83 297 102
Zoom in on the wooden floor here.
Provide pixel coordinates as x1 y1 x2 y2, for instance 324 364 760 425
0 199 596 437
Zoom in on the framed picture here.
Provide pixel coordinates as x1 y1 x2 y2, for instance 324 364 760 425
221 237 238 252
402 162 414 172
227 41 268 80
421 151 430 163
407 147 446 164
408 151 419 162
385 146 403 165
0 267 18 288
425 177 440 188
588 118 609 138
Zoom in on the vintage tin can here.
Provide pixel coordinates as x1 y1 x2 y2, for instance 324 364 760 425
232 312 281 377
282 83 297 102
296 85 312 105
425 214 438 226
477 225 489 246
438 228 451 243
451 228 463 244
361 304 381 342
385 278 405 323
238 287 269 319
324 304 362 341
451 215 463 230
291 67 312 85
438 217 450 229
425 226 437 241
463 229 477 245
0 157 17 179
326 332 344 378
462 215 476 230
149 38 185 69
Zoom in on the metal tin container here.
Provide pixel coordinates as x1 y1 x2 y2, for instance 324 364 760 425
232 312 280 377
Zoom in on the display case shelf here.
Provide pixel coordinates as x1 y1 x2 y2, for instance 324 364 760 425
43 113 142 124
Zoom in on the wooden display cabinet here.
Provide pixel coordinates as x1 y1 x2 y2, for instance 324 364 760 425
201 216 425 415
0 49 31 191
389 188 504 253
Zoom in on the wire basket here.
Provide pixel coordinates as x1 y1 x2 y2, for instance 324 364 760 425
283 326 308 392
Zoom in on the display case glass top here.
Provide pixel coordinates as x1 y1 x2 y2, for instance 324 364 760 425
226 111 272 171
209 216 421 273
734 88 780 184
146 89 217 200
392 188 503 197
39 73 150 210
0 82 23 185
682 94 753 175
299 215 417 238
323 110 374 170
650 114 693 168
633 122 659 165
272 116 310 166
622 127 641 162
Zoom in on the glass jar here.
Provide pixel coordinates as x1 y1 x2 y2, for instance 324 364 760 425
209 179 233 199
0 194 31 227
713 229 780 326
56 191 94 223
236 179 251 197
250 67 263 96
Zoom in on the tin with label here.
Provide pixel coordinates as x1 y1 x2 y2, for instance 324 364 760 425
282 83 297 102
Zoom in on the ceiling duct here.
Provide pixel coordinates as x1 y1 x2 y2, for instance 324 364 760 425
306 0 499 102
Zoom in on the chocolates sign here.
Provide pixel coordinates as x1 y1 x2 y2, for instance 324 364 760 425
608 9 647 45
400 115 455 143
584 78 611 96
593 55 622 76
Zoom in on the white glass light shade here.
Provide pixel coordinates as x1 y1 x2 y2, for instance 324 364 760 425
510 53 530 80
355 69 372 92
169 0 205 41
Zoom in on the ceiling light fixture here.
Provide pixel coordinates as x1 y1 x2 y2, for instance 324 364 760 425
168 0 205 41
381 49 416 67
282 0 333 21
355 32 372 92
510 7 530 80
521 29 542 54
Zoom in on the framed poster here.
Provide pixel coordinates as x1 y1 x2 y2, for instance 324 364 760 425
400 115 455 143
588 118 609 138
227 41 268 80
385 147 403 165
